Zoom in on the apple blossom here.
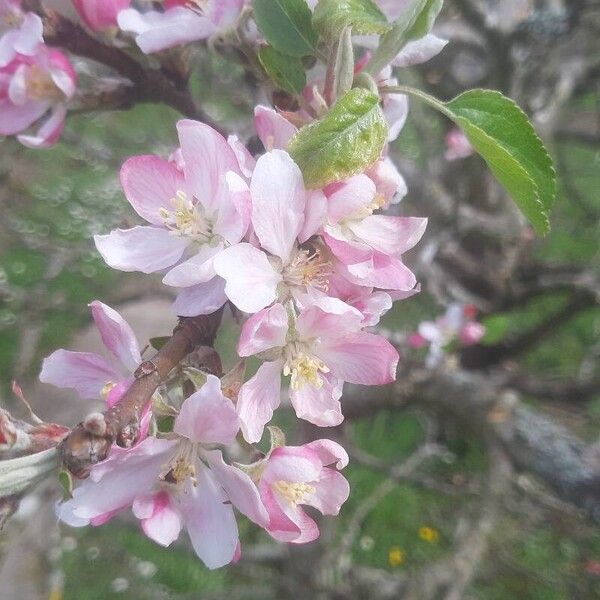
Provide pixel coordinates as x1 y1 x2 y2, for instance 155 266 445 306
0 44 76 147
445 128 475 161
117 0 244 54
235 298 398 443
71 0 130 32
94 120 251 316
0 0 43 67
58 374 269 569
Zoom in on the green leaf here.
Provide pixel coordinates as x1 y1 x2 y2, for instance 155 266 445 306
253 0 317 57
385 86 555 234
58 469 73 499
0 448 58 498
258 46 307 94
149 336 169 351
367 0 443 75
288 87 388 188
313 0 390 39
446 90 556 218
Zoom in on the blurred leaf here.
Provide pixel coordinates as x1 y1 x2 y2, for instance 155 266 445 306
253 0 318 57
258 46 307 94
288 87 388 187
149 336 170 351
367 0 443 74
313 0 391 39
329 26 355 102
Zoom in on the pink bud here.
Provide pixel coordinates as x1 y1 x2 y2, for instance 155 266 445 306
71 0 130 32
459 322 486 346
407 332 427 349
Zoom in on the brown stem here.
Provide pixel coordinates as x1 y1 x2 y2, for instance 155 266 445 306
59 309 223 478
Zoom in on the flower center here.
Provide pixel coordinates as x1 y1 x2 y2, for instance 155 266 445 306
160 440 197 486
273 480 316 506
160 190 213 241
26 66 63 102
283 347 330 390
282 247 331 292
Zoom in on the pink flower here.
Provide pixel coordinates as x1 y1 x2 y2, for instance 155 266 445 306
0 1 43 67
257 439 349 543
445 128 474 160
458 321 486 346
117 0 244 54
254 105 298 151
0 44 76 148
320 174 427 292
40 300 141 401
94 120 251 317
72 0 130 32
235 298 399 442
58 375 269 569
213 149 329 314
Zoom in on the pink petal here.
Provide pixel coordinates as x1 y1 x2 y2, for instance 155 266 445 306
343 252 417 290
323 230 373 265
213 243 281 313
316 331 399 385
171 277 227 317
384 91 408 142
366 158 407 205
303 439 349 469
237 360 283 444
206 449 269 527
0 98 48 136
237 304 288 357
174 374 239 445
13 13 44 57
392 34 448 68
179 462 239 569
254 105 297 151
270 489 319 544
133 490 182 547
227 134 255 177
326 175 376 223
250 150 306 262
94 226 188 273
213 171 251 244
289 374 344 427
347 216 427 256
162 243 223 287
298 189 327 243
16 103 66 149
120 155 187 226
89 300 141 371
176 119 240 213
295 301 362 342
39 349 117 399
258 483 301 542
305 468 349 516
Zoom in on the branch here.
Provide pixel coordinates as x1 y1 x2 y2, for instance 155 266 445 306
59 309 223 477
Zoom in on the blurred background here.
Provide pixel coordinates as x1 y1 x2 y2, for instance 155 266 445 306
0 0 599 598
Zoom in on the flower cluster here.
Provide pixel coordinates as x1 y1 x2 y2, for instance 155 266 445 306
0 0 75 147
407 304 486 368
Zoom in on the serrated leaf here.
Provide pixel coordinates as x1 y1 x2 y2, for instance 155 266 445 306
446 90 556 216
313 0 390 39
253 0 318 57
258 46 307 94
288 87 388 188
367 0 443 75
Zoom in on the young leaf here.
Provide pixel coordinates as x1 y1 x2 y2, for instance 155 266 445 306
288 87 388 188
385 86 555 234
253 0 317 57
258 46 307 94
313 0 391 40
367 0 443 75
324 25 355 104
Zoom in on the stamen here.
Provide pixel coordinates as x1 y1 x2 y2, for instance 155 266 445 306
25 66 63 102
160 441 197 486
282 248 331 292
283 352 330 390
160 190 213 241
273 480 316 505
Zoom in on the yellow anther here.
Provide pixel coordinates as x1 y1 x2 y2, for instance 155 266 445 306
160 190 212 240
283 353 330 390
100 381 116 399
273 480 316 505
282 248 331 292
26 66 62 102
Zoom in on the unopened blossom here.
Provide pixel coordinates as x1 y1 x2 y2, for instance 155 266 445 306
235 298 398 442
214 149 329 314
94 120 251 316
0 44 76 147
445 128 474 161
72 0 130 32
58 375 269 569
254 439 349 543
0 0 43 67
117 0 244 54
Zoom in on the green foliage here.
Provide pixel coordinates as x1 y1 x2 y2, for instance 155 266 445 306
288 87 388 187
253 0 318 57
367 0 444 74
258 46 307 94
445 90 556 234
313 0 391 40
